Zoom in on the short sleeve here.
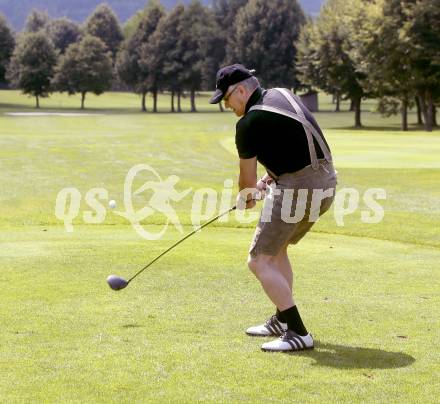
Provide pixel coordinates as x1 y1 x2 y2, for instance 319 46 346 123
235 117 257 159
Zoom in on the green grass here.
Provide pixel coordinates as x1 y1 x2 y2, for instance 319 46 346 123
0 90 439 402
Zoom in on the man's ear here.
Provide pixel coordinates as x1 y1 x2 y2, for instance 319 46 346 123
238 85 247 97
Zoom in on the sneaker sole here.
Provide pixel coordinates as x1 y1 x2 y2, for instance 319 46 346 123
261 346 314 353
246 331 277 337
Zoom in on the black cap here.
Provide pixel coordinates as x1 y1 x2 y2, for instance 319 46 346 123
209 64 255 104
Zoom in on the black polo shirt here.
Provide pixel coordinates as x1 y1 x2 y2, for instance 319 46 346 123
235 87 329 177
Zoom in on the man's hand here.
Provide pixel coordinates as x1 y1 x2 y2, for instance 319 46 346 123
256 179 267 192
246 199 256 209
256 173 274 198
236 190 257 210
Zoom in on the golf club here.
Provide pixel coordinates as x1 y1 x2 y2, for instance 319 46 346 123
106 204 240 291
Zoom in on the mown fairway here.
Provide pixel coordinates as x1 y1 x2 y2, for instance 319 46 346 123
1 90 439 402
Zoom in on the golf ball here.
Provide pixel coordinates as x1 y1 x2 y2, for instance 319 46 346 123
108 199 117 209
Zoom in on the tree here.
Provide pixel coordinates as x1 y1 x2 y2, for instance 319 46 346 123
226 0 305 89
198 8 224 95
116 1 165 112
84 4 123 59
141 5 186 112
46 18 81 54
210 0 249 111
52 35 113 109
213 0 249 28
0 14 15 84
6 32 57 108
297 0 368 127
296 19 336 95
123 9 147 39
178 0 210 112
400 0 440 132
351 0 416 131
24 9 50 33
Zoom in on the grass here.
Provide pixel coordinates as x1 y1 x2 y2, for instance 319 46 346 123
0 90 439 402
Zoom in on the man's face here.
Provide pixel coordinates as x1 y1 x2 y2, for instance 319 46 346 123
224 84 248 117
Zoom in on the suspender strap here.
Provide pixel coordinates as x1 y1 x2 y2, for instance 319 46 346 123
275 87 318 169
249 88 332 170
275 88 307 119
275 88 333 167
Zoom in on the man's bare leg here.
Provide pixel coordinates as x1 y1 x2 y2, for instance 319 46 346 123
248 250 308 336
247 253 293 311
274 242 293 293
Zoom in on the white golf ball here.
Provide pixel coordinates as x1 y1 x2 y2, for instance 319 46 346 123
108 200 117 209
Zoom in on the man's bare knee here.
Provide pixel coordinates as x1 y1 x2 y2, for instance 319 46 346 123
247 254 258 275
247 254 273 279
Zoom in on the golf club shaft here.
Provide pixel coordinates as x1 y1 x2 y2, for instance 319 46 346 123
128 205 237 283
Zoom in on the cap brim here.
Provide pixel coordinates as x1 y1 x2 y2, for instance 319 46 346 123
209 89 224 104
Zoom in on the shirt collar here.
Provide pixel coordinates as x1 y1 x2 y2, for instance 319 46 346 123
245 87 263 114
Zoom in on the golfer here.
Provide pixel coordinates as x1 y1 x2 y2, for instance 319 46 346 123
210 64 337 352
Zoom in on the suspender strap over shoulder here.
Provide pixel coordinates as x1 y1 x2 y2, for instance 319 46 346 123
249 88 332 170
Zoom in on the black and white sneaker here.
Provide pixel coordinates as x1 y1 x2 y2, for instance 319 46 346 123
261 329 314 352
246 315 288 337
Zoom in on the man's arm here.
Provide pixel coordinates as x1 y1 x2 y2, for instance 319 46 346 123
238 157 257 209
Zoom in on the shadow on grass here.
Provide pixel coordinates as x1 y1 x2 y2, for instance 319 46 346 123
327 125 428 132
294 341 415 369
0 104 226 115
0 103 132 114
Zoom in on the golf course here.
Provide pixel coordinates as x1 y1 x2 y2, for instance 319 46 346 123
0 90 439 402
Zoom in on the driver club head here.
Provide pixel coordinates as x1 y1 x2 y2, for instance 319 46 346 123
106 275 129 291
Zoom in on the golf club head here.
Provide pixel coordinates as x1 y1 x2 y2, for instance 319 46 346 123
106 275 129 291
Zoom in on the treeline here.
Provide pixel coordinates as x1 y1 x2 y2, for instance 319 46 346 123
297 0 440 131
0 0 304 112
0 0 193 30
0 0 438 131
